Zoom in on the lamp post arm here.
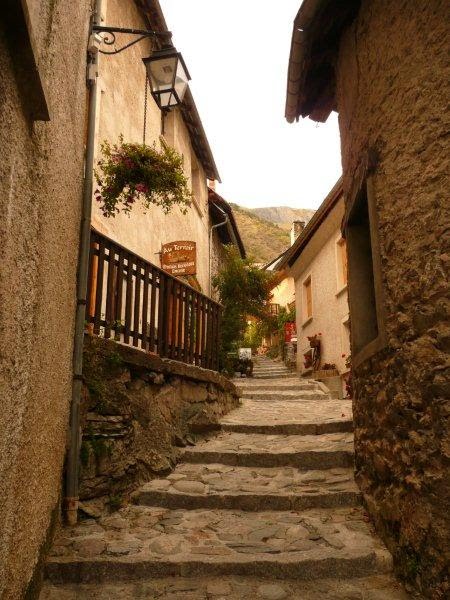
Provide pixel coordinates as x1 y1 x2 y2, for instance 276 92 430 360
92 24 172 55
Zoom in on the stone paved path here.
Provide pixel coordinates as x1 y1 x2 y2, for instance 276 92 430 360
41 356 414 599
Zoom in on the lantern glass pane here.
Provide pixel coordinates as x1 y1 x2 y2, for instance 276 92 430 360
174 60 189 101
147 55 177 92
158 91 178 108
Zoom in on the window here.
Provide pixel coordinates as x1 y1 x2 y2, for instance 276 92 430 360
345 177 385 363
336 237 348 290
303 276 312 322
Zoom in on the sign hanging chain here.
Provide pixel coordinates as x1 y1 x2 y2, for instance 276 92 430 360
143 74 148 145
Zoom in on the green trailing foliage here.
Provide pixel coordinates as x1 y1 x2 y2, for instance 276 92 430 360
212 246 275 366
95 135 192 217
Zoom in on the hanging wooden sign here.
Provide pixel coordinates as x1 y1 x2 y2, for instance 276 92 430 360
161 241 197 276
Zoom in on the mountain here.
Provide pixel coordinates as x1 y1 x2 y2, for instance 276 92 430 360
230 204 315 264
251 206 316 232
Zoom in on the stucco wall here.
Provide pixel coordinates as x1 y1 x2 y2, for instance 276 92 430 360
92 0 212 293
336 1 449 595
0 1 91 598
290 199 350 376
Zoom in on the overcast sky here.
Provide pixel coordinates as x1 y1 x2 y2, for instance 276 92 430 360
160 0 342 210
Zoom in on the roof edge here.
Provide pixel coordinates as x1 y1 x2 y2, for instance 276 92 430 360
285 0 361 123
208 188 246 259
137 0 220 181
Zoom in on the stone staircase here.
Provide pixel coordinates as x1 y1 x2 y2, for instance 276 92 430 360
41 357 410 599
251 356 295 379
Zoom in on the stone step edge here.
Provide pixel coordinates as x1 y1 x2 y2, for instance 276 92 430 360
182 450 354 469
45 550 392 583
40 573 411 600
240 390 331 402
220 421 353 435
252 375 298 379
137 489 362 511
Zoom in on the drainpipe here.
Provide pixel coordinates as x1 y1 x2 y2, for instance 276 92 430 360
64 0 102 526
209 206 229 296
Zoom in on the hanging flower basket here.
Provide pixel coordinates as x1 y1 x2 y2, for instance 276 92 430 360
95 135 192 218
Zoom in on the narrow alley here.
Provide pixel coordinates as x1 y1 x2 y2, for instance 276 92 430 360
1 1 448 598
41 357 410 599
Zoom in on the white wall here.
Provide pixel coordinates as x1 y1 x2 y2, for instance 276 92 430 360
289 198 350 375
91 0 212 294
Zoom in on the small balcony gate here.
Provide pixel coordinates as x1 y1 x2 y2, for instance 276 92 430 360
86 229 221 371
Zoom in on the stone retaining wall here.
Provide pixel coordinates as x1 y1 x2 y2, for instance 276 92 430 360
79 336 240 515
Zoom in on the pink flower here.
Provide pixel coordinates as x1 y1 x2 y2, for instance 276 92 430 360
135 183 148 193
123 158 135 169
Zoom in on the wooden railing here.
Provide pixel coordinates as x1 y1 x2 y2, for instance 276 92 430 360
87 229 221 371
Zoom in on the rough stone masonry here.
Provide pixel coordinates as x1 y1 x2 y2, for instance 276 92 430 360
78 336 239 516
41 356 415 599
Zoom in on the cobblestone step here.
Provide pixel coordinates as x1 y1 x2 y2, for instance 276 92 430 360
138 464 361 511
220 399 353 435
236 380 321 391
41 357 404 597
41 573 412 599
182 432 354 469
44 506 392 585
241 390 328 401
253 371 292 379
253 365 292 373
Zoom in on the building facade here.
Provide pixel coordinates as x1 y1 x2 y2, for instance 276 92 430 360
286 1 449 595
0 1 91 598
277 180 350 392
91 0 225 294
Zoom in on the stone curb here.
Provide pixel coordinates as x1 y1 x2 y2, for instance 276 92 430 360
137 489 362 512
84 335 238 395
220 421 354 435
45 551 391 584
182 450 354 469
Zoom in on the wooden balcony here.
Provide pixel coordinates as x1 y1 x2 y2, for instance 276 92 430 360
87 229 221 371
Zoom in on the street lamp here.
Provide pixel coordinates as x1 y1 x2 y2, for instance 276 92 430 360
143 46 191 110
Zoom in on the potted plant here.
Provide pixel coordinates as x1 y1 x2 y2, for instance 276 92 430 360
344 354 353 398
307 333 321 348
95 135 192 218
303 353 313 369
314 362 339 377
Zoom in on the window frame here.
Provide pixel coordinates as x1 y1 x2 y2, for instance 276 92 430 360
343 175 387 368
335 234 348 295
301 273 313 326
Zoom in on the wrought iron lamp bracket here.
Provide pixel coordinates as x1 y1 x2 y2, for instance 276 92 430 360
92 25 172 55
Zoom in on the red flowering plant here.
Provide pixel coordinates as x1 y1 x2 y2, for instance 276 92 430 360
307 332 321 348
95 135 192 217
303 353 313 369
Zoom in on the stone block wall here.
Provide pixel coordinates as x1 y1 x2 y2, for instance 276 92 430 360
79 336 240 515
336 1 449 596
